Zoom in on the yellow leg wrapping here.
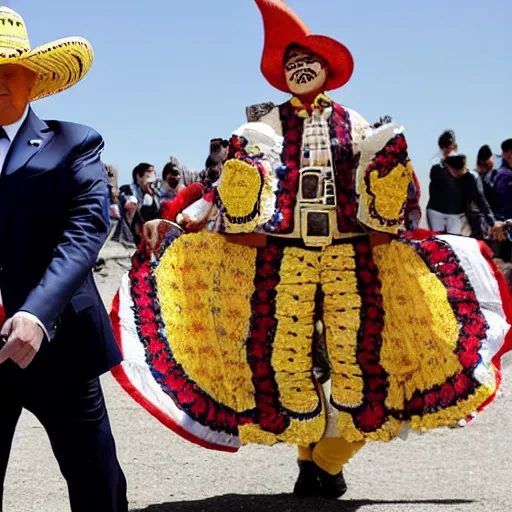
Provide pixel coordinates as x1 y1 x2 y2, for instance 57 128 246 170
312 437 365 476
297 445 314 462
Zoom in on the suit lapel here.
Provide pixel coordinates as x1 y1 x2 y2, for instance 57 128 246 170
2 107 53 177
0 108 54 235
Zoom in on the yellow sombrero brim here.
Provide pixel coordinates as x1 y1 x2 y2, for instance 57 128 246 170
0 36 93 101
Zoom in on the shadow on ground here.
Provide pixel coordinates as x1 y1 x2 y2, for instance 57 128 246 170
131 494 474 511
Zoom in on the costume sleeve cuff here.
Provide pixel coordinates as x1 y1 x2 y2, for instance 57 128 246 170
14 312 50 341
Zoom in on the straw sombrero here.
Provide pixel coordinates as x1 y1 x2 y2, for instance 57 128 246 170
0 6 93 101
254 0 354 93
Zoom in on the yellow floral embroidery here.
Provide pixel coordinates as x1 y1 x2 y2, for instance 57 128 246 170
321 244 363 408
373 241 461 410
239 416 325 446
269 247 326 442
239 424 279 445
217 159 274 234
273 284 318 414
218 159 262 214
154 233 496 447
368 162 413 221
154 231 257 412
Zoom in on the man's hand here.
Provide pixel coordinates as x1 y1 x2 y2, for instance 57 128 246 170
0 316 44 369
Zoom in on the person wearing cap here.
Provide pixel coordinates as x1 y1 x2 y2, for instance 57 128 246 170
0 7 127 511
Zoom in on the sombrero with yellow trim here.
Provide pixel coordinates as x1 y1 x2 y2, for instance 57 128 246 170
254 0 354 93
0 6 93 101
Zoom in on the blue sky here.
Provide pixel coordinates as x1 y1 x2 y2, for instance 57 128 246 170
11 0 509 199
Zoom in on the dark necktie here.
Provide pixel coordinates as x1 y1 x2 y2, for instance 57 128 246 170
0 127 7 141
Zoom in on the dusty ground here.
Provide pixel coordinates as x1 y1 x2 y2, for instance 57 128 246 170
3 257 512 512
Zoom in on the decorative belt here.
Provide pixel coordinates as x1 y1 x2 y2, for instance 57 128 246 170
271 165 363 248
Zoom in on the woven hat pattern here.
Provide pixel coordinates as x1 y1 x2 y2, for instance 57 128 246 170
0 6 93 101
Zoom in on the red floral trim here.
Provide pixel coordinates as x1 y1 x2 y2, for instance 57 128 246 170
271 102 361 235
330 104 362 233
330 238 390 432
127 243 253 436
364 133 410 228
266 102 304 233
403 238 488 418
245 242 290 433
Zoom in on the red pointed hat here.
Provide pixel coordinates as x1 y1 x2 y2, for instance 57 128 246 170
254 0 354 93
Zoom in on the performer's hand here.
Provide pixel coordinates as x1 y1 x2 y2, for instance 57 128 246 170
0 316 44 369
143 219 163 250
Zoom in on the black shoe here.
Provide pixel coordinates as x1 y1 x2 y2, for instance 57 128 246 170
293 460 321 497
316 466 348 499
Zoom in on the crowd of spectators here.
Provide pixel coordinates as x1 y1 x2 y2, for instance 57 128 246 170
427 130 512 262
104 142 225 247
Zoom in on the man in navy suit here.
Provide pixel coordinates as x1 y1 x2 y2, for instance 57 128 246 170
0 7 127 511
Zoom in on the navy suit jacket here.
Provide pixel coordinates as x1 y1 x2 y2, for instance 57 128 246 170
0 108 122 383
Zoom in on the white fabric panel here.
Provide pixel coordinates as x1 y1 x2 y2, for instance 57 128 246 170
439 235 510 387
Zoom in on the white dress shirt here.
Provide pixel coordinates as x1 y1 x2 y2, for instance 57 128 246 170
0 106 49 339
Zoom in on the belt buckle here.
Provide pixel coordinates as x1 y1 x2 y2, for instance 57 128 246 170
301 208 334 248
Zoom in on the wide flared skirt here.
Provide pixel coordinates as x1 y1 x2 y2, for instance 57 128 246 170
111 231 512 452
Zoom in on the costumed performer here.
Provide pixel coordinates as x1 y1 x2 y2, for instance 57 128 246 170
111 0 512 500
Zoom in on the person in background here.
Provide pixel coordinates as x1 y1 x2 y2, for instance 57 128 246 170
467 146 500 239
427 130 470 234
445 153 495 236
494 139 512 221
160 138 228 229
105 164 121 220
111 184 137 245
490 139 512 261
160 161 184 201
168 155 200 185
126 163 160 245
476 145 501 205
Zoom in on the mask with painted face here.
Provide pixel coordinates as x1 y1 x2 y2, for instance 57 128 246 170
283 47 328 97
